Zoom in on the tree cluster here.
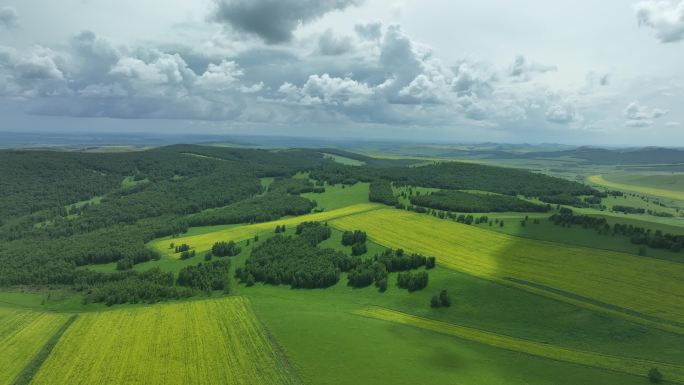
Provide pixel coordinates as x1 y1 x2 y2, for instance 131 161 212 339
211 241 241 257
347 248 434 291
296 221 332 245
430 289 451 308
177 259 230 292
369 181 399 206
411 190 548 213
397 271 429 292
80 268 192 306
612 205 646 214
342 230 368 256
236 223 349 289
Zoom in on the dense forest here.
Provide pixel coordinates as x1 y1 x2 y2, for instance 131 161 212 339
0 145 595 299
311 161 597 197
410 190 549 213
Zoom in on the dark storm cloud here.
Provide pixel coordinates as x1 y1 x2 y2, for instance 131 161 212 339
211 0 363 44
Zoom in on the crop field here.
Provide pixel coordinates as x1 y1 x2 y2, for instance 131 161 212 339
354 307 684 383
329 208 684 332
149 203 382 257
588 174 684 202
0 308 70 385
30 297 298 385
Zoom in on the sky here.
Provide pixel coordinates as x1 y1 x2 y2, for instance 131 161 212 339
0 0 683 146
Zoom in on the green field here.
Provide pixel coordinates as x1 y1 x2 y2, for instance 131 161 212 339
4 144 684 385
30 297 299 385
355 306 684 382
302 183 370 211
329 208 684 332
589 174 684 202
241 268 667 385
0 308 70 385
470 213 684 262
149 203 382 257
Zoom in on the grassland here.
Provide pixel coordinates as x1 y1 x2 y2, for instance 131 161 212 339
0 308 70 385
302 183 370 211
322 153 366 166
471 213 684 262
329 208 684 332
30 297 299 385
242 270 661 385
149 203 382 257
589 174 684 202
354 306 684 382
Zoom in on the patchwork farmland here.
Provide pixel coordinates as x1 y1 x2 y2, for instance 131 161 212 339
30 297 298 385
0 309 70 385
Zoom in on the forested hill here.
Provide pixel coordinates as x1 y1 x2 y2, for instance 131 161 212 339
527 147 684 165
0 145 594 289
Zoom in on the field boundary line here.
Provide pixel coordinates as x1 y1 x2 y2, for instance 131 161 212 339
11 314 78 385
247 299 304 385
353 306 684 384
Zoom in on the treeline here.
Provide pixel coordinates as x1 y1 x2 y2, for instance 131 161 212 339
310 161 597 197
187 193 315 227
411 190 548 213
369 181 398 206
79 259 232 305
550 210 684 252
176 260 231 292
269 178 325 194
79 268 193 306
612 205 645 214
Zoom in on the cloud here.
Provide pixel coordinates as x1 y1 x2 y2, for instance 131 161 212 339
279 73 372 106
0 6 18 29
354 21 382 40
508 55 556 81
545 102 579 124
623 100 668 126
635 0 684 43
0 24 631 136
317 29 353 56
211 0 363 44
665 121 681 126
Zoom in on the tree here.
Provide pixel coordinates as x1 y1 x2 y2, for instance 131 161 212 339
648 368 663 383
377 277 388 292
426 256 436 269
351 242 367 256
212 241 241 257
430 295 441 308
439 289 451 307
